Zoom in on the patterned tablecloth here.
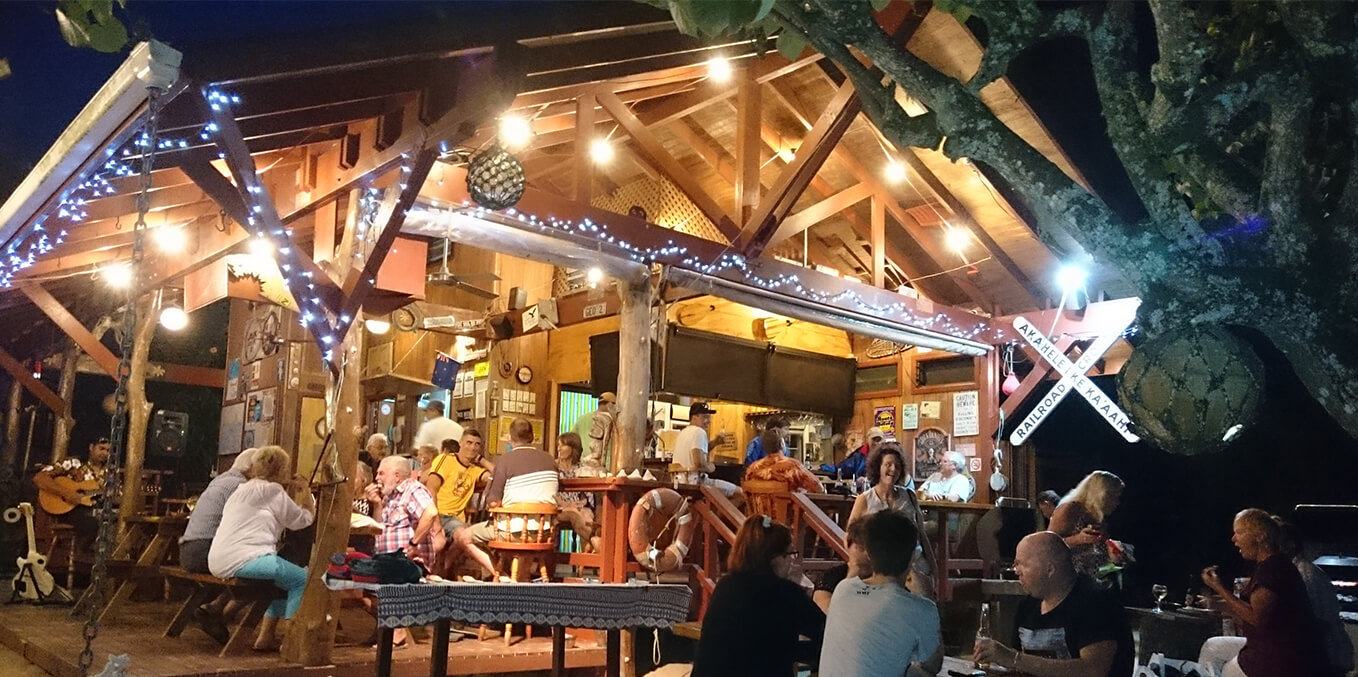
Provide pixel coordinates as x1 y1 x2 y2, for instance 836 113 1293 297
375 581 692 629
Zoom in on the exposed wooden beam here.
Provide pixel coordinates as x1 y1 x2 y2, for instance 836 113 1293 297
180 160 250 225
777 182 873 240
597 91 740 241
17 282 119 377
0 345 67 415
735 65 761 226
156 362 225 389
740 83 859 256
872 196 886 287
574 93 595 204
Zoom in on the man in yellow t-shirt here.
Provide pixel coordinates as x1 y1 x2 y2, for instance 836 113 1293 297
423 430 496 578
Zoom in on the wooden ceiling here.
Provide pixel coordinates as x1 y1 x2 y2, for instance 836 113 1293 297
0 2 1099 362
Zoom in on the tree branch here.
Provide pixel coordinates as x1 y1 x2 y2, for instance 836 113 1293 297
1258 74 1313 267
966 1 1093 93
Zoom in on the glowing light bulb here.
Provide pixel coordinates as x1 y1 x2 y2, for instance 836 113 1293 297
364 318 391 335
249 237 273 259
159 306 188 331
590 138 613 164
945 227 969 253
885 161 907 183
153 226 186 253
707 56 733 83
103 262 133 288
586 266 604 286
1056 263 1088 293
498 115 534 149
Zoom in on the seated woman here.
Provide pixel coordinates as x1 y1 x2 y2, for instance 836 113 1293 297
1048 470 1123 580
553 432 598 549
693 516 826 677
743 429 822 493
1197 508 1324 677
847 443 936 598
179 447 258 643
208 445 316 651
918 451 974 502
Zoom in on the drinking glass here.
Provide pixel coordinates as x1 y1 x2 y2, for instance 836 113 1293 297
1152 583 1169 612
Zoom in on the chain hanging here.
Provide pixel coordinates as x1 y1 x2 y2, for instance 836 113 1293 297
78 86 163 676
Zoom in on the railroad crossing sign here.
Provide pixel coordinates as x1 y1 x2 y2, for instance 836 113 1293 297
1009 315 1140 445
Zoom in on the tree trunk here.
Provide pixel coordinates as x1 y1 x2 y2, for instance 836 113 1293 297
282 325 362 665
118 294 158 533
614 282 652 472
51 344 79 463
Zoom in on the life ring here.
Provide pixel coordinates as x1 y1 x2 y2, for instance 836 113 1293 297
627 488 696 573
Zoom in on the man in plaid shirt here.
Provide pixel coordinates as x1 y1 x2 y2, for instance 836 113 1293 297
367 456 444 567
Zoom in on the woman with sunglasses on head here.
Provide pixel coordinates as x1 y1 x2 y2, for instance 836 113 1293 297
692 516 826 677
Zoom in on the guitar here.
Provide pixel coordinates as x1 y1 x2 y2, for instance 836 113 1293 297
37 476 102 515
9 502 57 602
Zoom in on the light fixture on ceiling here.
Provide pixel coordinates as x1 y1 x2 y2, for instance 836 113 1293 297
885 161 907 183
159 305 188 331
102 262 133 288
945 227 969 254
498 115 534 149
706 56 732 83
587 266 604 287
777 147 796 163
248 235 273 259
1056 263 1089 311
589 138 613 164
364 317 391 335
153 226 186 253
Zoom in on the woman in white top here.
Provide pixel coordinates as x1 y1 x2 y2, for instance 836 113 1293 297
208 445 316 651
847 442 936 598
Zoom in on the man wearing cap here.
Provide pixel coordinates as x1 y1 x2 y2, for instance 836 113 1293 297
583 392 618 471
413 399 462 458
823 427 883 480
672 403 744 506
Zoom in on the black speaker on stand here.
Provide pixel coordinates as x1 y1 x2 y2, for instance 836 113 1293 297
150 410 189 457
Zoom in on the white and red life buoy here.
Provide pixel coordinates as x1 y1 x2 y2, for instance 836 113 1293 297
627 488 696 573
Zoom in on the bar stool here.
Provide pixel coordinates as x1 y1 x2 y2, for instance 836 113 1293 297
46 523 77 592
479 502 558 646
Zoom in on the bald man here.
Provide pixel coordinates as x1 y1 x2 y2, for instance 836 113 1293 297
974 532 1133 677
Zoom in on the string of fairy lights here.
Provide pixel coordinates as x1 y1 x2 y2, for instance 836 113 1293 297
4 83 1135 360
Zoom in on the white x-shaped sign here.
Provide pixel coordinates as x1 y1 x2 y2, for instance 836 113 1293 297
1009 315 1141 445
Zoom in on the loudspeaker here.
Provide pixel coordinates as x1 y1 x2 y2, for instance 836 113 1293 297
150 410 189 457
507 287 528 311
488 315 514 340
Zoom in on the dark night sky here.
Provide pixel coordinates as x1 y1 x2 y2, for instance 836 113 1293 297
2 1 1356 599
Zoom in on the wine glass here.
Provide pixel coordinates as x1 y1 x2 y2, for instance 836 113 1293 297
1152 583 1169 613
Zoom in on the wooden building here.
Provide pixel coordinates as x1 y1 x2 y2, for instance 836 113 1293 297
0 3 1145 675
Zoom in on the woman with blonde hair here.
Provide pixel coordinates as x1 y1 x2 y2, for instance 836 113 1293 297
1048 470 1124 579
209 446 316 651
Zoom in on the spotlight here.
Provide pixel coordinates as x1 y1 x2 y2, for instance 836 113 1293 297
153 226 185 253
159 306 188 331
364 318 391 335
707 56 732 83
885 161 907 183
249 236 273 259
589 138 613 164
945 227 969 254
498 115 533 149
103 262 133 288
1056 264 1088 293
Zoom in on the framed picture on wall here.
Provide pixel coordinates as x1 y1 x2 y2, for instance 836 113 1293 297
912 427 949 482
670 403 690 424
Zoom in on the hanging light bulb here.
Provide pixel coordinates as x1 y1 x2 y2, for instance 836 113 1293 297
885 161 907 183
706 56 733 83
249 235 273 259
590 138 613 164
498 115 534 149
586 266 604 288
102 262 133 288
159 305 188 331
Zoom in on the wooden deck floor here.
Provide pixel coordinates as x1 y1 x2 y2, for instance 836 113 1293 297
0 600 606 677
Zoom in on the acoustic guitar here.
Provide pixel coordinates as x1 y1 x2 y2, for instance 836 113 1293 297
37 476 102 515
9 502 57 602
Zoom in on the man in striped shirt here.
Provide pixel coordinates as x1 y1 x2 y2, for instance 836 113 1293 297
466 418 559 544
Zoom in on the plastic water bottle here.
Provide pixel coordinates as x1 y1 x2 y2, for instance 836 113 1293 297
976 602 992 669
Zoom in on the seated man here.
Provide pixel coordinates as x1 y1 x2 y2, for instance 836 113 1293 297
821 427 883 480
819 510 943 677
813 518 871 614
975 532 1134 677
368 455 446 646
744 429 822 494
744 416 790 466
465 418 559 546
423 431 497 578
919 451 974 502
179 447 259 643
32 436 112 548
671 403 744 507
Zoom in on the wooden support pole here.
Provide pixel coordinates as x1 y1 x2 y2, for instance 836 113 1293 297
3 379 21 471
118 293 158 534
282 325 362 665
871 196 886 288
613 283 651 472
52 344 80 462
735 64 761 226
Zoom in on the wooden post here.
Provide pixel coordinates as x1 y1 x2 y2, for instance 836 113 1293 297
118 293 158 531
51 344 79 463
2 378 20 470
977 348 1001 503
613 282 651 472
282 323 362 665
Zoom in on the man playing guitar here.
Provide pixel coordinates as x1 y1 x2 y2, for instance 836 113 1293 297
32 436 111 548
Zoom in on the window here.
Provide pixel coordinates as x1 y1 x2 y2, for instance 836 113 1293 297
856 363 899 394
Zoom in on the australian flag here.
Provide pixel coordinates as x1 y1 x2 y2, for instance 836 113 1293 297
432 352 460 389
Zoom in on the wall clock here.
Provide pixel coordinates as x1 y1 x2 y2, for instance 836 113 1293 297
516 365 533 384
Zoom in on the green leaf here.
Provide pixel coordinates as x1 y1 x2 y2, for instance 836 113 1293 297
776 30 807 61
85 16 128 53
869 0 892 12
89 0 116 25
934 0 956 12
55 6 93 49
0 58 11 81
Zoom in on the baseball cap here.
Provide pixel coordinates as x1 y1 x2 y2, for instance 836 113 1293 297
867 427 886 441
598 392 617 404
689 402 716 415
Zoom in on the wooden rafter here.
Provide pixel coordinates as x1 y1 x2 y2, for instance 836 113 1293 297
17 282 120 377
777 182 873 239
735 65 761 226
740 83 859 256
872 196 886 287
179 160 251 225
597 91 740 241
0 345 67 415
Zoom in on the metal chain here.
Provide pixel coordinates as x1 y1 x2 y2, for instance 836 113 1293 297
77 87 163 676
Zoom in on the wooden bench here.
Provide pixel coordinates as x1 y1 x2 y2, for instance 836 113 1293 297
159 566 279 656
